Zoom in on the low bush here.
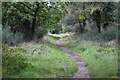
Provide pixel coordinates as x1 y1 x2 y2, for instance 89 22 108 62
2 44 31 77
101 27 118 41
75 26 118 44
35 27 47 40
2 26 23 46
62 25 74 33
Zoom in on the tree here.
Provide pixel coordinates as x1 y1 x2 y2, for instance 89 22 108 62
63 2 90 33
78 3 88 33
91 8 102 33
2 2 64 40
102 2 116 30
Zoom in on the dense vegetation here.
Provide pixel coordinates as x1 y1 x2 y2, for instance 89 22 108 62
1 2 119 78
2 2 119 43
3 43 78 78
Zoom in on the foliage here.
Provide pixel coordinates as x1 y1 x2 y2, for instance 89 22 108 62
62 2 117 34
50 23 63 34
35 26 47 39
101 2 117 31
2 44 31 77
72 26 118 48
101 27 118 41
91 8 102 33
2 26 23 45
64 15 78 26
2 2 118 39
2 2 65 39
62 25 75 33
91 8 102 22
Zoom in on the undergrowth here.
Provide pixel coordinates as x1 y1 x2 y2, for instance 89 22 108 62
2 43 78 78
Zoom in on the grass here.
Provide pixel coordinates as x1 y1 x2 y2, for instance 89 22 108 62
47 33 118 78
3 42 78 78
3 32 118 78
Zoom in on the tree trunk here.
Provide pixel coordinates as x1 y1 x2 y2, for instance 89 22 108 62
79 3 86 33
31 18 36 38
82 19 86 31
31 3 39 39
103 22 109 31
79 21 84 33
96 21 101 33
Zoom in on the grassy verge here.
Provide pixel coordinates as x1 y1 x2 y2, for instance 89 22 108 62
2 42 78 78
47 34 118 78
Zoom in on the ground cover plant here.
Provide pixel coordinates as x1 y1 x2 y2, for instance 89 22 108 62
2 43 78 78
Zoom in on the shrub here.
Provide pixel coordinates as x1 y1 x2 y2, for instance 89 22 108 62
79 26 118 41
35 27 47 39
2 26 23 45
63 25 75 33
63 26 72 32
2 44 31 77
74 23 80 33
101 27 118 41
64 15 78 26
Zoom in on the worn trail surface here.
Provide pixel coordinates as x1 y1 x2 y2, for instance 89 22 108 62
55 41 90 78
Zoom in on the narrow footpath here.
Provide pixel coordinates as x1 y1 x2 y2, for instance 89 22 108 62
55 41 90 78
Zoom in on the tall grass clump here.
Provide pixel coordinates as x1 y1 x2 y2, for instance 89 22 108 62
2 26 23 46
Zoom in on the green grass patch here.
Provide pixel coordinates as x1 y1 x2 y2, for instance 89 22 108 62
63 39 118 78
2 43 78 78
47 34 118 78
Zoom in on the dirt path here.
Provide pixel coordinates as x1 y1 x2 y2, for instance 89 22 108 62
55 41 90 78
